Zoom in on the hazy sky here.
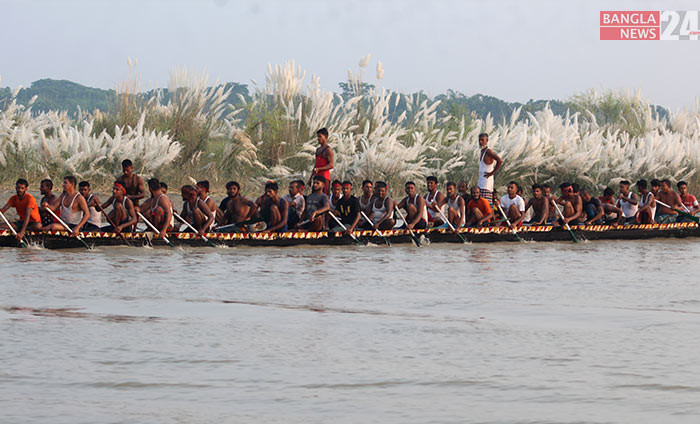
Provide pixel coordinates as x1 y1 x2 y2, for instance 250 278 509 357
2 0 699 109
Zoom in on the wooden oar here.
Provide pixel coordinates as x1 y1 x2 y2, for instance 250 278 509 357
45 208 91 249
137 211 174 248
435 206 468 244
496 203 523 242
327 212 364 246
360 211 390 246
96 205 133 247
551 200 578 243
393 206 421 247
0 209 28 248
656 200 700 224
173 211 216 247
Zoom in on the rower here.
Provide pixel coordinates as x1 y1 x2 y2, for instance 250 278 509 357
358 179 374 226
160 182 168 194
100 182 138 233
465 186 494 227
139 178 174 239
542 184 558 223
365 181 395 230
38 178 59 228
496 181 525 228
331 181 362 234
677 181 700 219
310 128 334 195
116 159 146 207
553 182 583 227
616 180 638 225
178 185 215 234
0 178 42 242
424 176 445 226
257 182 288 232
42 176 90 236
78 181 102 231
599 187 623 224
477 132 503 204
296 175 330 231
580 188 604 225
650 179 661 199
219 181 259 231
635 179 656 224
655 179 683 223
523 184 549 226
439 182 466 228
327 180 343 228
458 180 472 205
282 180 305 230
396 181 428 230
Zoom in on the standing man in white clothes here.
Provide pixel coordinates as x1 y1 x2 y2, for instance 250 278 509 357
477 133 503 204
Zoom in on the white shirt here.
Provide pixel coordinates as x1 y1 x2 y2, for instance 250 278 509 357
500 194 525 212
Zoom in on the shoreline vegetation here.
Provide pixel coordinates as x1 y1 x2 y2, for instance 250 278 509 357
2 57 700 197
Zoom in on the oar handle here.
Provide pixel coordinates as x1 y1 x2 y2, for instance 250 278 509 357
137 211 173 246
328 210 363 245
550 198 578 242
0 209 19 237
173 211 210 243
496 203 519 234
393 205 420 247
46 208 82 238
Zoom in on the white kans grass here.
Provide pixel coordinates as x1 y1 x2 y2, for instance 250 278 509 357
2 62 700 194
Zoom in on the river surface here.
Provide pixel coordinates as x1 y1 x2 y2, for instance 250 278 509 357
2 239 700 423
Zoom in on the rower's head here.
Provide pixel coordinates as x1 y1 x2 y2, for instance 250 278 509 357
342 181 353 197
559 182 573 197
160 182 168 194
661 179 672 193
113 182 127 198
457 181 468 196
196 180 209 197
331 180 342 197
542 184 551 197
121 159 134 176
78 181 91 198
426 176 438 192
147 178 161 195
312 175 326 193
362 179 373 196
264 181 279 198
40 179 53 196
181 185 197 201
478 132 489 148
532 184 543 199
288 181 299 196
580 188 592 202
635 180 648 194
375 181 388 198
571 183 580 195
15 178 29 197
470 186 481 199
405 181 416 196
226 181 240 197
603 187 615 199
62 176 78 193
446 181 457 197
296 180 306 194
373 181 381 196
619 180 630 195
677 181 688 196
650 179 661 193
316 127 328 144
507 181 518 197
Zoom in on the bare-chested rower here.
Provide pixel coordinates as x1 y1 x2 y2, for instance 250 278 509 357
38 178 59 228
217 181 259 231
116 159 145 207
655 179 684 223
257 181 289 232
635 179 656 224
395 181 428 230
178 185 215 235
552 182 582 227
523 184 549 226
139 178 174 239
100 182 138 233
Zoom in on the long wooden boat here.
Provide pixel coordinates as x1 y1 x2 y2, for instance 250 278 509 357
1 222 699 249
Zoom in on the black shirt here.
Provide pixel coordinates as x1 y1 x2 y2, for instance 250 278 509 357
336 195 360 225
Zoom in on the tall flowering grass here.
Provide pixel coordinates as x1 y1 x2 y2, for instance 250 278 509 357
2 64 700 198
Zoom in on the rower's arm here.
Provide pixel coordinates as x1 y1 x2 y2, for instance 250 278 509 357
100 197 114 210
18 204 32 234
130 176 146 202
159 197 173 236
458 197 466 227
396 197 407 209
122 199 138 230
409 197 425 227
539 201 549 225
348 200 362 232
243 197 259 220
0 201 9 214
587 205 605 224
375 198 394 226
267 200 288 232
200 200 215 233
75 195 91 232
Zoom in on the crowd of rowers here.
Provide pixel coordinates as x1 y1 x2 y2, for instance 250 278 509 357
1 162 698 243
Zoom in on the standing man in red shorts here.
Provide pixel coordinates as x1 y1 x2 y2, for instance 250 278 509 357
310 128 334 195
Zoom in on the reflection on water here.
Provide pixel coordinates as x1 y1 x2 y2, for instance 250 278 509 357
2 239 700 423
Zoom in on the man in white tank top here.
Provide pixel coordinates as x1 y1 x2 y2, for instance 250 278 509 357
395 181 428 230
477 133 503 204
364 181 395 230
635 179 656 224
424 176 445 226
552 182 583 226
78 181 102 231
101 182 138 233
438 182 466 228
41 176 90 237
615 180 639 224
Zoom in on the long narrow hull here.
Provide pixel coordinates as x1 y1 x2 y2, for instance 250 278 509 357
1 222 698 249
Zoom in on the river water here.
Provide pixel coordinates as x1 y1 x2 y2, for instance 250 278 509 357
2 239 700 423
